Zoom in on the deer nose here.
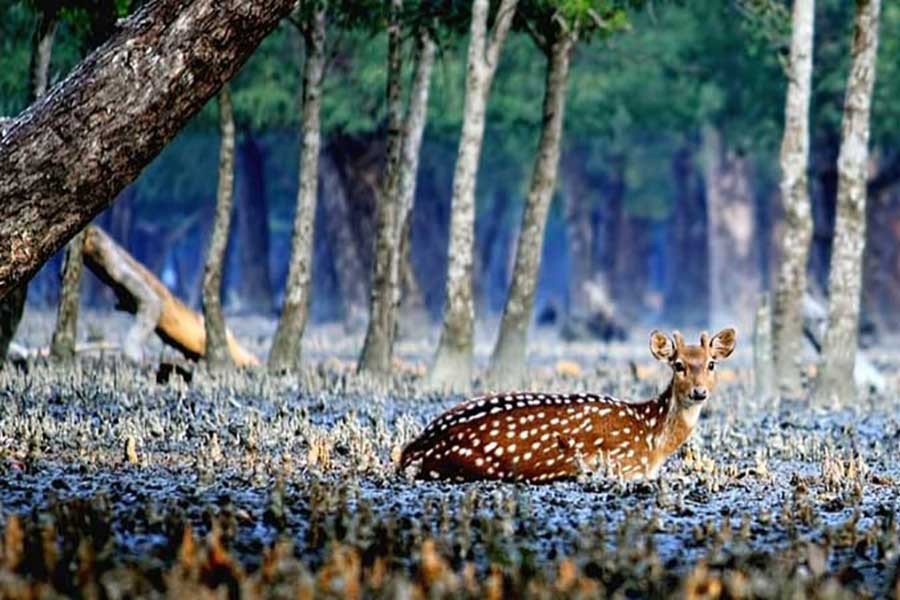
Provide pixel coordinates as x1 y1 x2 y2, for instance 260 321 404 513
690 387 708 401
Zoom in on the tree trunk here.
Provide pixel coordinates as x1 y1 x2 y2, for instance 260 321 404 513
235 135 275 313
49 232 85 360
396 33 436 333
771 0 816 399
269 5 326 372
429 0 518 388
702 127 758 332
486 32 574 387
0 0 295 301
814 0 881 404
359 23 435 374
1 8 58 362
83 225 258 366
202 84 236 371
358 0 407 375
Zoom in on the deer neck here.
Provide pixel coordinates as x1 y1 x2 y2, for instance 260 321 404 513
656 380 702 458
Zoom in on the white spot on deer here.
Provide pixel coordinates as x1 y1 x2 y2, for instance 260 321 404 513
532 441 541 450
523 451 533 460
494 447 504 457
507 444 516 453
599 408 611 417
484 442 497 453
472 439 480 447
430 471 439 478
540 433 550 441
593 438 604 447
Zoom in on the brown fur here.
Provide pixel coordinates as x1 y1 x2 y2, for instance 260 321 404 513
402 328 737 483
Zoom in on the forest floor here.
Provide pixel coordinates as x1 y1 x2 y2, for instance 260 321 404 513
1 310 899 598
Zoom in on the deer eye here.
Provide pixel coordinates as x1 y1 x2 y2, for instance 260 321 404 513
674 360 685 373
708 361 716 371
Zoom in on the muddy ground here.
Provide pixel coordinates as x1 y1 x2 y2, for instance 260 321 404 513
1 311 899 598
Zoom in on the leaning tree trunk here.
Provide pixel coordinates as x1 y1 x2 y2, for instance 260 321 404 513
0 0 295 301
771 0 816 400
202 84 236 371
269 5 326 373
814 0 881 404
486 32 574 388
359 24 436 374
83 225 258 366
429 0 519 388
1 9 58 362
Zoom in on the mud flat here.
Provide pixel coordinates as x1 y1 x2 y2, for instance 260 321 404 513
1 316 899 597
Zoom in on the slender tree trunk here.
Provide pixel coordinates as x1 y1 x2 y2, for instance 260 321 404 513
814 0 881 403
358 0 406 374
429 0 518 388
0 0 295 300
771 0 816 399
49 232 84 360
1 9 58 362
269 5 326 372
359 24 435 374
202 84 236 371
486 32 574 387
396 32 436 329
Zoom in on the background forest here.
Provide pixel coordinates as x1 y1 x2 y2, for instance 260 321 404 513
4 1 899 347
3 1 900 596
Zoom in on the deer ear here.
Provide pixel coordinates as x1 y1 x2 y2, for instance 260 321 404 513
710 328 736 360
649 330 676 362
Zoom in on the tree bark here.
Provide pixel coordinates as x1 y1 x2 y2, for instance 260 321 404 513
49 231 85 360
202 84 236 371
429 0 519 388
486 32 574 388
234 135 275 313
269 5 326 372
358 0 406 375
814 0 881 404
83 225 258 366
1 8 58 362
359 23 436 375
0 0 296 301
771 0 816 399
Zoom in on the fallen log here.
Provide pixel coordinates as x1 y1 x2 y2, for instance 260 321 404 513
82 225 259 367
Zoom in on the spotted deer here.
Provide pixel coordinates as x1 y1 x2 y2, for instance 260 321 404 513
400 328 736 483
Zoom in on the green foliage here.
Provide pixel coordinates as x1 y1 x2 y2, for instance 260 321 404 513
3 0 900 224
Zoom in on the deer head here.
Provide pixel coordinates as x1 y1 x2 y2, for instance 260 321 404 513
649 328 736 409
